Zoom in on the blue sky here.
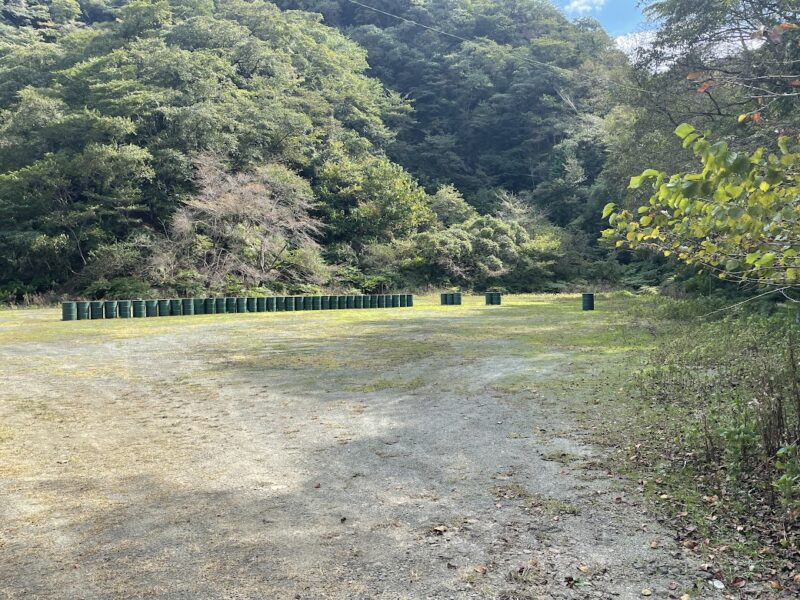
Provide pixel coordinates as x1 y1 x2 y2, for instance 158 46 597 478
557 0 647 37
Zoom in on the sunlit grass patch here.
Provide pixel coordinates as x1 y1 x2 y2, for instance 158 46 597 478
346 375 427 393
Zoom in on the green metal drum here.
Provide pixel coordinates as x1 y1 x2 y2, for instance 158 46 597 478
181 298 194 316
90 301 104 319
377 295 386 308
132 300 146 318
215 298 226 314
247 297 257 312
369 295 377 308
266 297 276 312
440 293 449 305
76 301 90 320
225 297 237 313
391 294 400 307
399 295 407 308
145 300 158 317
284 297 295 311
303 297 313 311
321 295 330 310
582 293 595 311
204 298 216 314
312 296 321 310
275 297 285 311
236 297 247 313
62 302 77 321
354 296 363 309
158 299 170 316
336 295 346 309
294 297 304 311
256 297 267 312
406 294 413 307
170 299 182 316
193 298 205 315
345 295 354 309
120 300 132 317
104 300 118 319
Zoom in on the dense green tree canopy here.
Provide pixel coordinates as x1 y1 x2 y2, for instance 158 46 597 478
12 0 791 299
275 0 627 225
0 0 577 299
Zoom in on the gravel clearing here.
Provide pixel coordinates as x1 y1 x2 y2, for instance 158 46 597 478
0 295 722 599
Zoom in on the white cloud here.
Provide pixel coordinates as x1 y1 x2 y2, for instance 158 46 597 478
615 31 656 58
565 0 606 14
615 30 764 65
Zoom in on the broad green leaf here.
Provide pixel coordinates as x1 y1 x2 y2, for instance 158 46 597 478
745 252 760 264
756 253 776 267
674 123 695 139
682 132 700 148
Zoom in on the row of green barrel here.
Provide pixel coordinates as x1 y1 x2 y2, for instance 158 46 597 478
62 294 414 321
485 292 502 305
440 292 462 305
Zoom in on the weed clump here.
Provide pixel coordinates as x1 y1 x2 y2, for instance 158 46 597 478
631 310 800 572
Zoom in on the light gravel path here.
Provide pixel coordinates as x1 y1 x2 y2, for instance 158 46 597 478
0 296 721 599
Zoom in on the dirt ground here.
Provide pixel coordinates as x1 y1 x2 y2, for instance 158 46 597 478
0 295 722 599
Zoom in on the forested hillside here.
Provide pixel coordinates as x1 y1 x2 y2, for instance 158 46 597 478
275 1 625 225
2 0 797 301
0 0 628 301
